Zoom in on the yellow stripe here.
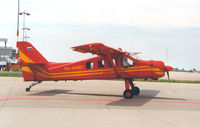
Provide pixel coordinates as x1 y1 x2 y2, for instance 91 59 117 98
34 65 151 76
19 50 34 63
30 70 108 78
38 67 114 76
40 66 150 76
155 72 165 75
23 67 164 78
28 65 158 75
22 66 33 73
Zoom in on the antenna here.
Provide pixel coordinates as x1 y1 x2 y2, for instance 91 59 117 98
166 48 168 64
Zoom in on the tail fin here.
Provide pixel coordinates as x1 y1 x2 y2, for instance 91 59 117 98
17 41 48 64
17 41 48 81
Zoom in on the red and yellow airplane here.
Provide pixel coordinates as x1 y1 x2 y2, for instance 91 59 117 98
15 41 173 99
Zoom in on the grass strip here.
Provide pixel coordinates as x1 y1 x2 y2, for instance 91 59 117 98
0 72 23 77
135 78 200 84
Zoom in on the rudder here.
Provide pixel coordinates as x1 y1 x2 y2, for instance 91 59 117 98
17 41 48 64
17 41 48 81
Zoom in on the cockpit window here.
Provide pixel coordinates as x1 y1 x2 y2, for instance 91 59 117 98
121 56 129 68
121 56 135 68
128 52 142 60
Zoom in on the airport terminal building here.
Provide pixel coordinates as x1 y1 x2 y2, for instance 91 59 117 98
0 38 16 70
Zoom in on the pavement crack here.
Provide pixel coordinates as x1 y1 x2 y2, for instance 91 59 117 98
0 78 15 113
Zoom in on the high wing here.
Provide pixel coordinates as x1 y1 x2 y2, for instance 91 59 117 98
71 43 124 58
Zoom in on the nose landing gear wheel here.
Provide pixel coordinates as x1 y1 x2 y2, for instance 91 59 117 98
123 89 134 99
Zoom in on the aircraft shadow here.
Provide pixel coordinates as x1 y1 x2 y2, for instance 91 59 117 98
65 92 122 97
29 89 185 107
29 89 122 97
29 89 72 96
107 90 185 107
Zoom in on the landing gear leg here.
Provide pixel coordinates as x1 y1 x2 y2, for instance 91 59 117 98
123 79 134 99
128 79 140 95
26 81 42 92
123 79 141 99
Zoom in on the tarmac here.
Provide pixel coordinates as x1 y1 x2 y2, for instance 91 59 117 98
161 71 200 81
0 77 200 127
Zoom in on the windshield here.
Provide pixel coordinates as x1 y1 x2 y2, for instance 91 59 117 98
128 52 142 60
121 56 135 68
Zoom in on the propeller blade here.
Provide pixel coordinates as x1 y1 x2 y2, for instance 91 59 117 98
166 68 170 82
164 65 173 82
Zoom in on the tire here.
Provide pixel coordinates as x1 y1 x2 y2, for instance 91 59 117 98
123 89 134 99
132 87 140 95
25 88 30 92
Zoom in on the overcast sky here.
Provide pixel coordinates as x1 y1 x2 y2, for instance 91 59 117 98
0 0 200 70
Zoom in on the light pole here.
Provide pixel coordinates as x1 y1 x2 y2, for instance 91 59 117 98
16 0 20 63
22 28 31 41
19 11 31 41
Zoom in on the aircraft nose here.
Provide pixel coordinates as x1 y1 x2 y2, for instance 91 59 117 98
165 65 173 71
153 61 165 69
153 61 173 72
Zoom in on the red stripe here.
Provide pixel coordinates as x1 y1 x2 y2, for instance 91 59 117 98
15 53 18 60
17 29 19 36
0 98 200 104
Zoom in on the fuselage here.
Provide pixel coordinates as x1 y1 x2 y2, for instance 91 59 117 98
22 55 166 81
17 41 172 81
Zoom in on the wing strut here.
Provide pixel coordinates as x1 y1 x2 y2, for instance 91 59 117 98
105 54 120 78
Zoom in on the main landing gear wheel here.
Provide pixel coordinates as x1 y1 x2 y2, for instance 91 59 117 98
123 89 134 99
132 86 140 95
123 79 141 99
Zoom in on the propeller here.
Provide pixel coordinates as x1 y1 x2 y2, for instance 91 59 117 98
165 68 170 82
164 66 173 82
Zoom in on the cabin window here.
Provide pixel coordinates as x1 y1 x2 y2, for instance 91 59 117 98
121 56 135 68
98 60 105 68
86 61 94 69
